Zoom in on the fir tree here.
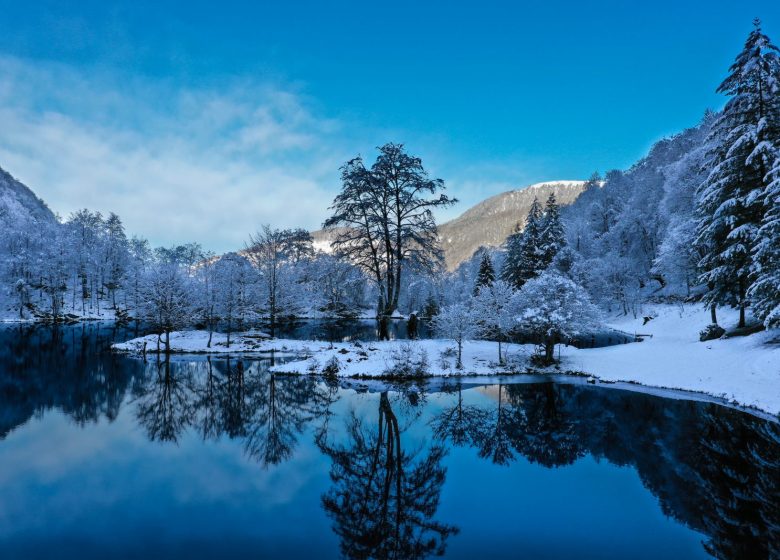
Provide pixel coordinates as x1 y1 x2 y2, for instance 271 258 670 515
473 251 496 295
695 19 780 328
502 197 545 289
749 160 780 328
501 224 524 288
539 193 566 269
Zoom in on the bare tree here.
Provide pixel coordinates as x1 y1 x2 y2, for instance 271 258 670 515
324 143 455 317
245 225 312 336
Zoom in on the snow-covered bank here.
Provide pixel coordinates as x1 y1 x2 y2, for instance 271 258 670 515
559 304 780 416
110 304 780 415
112 330 285 354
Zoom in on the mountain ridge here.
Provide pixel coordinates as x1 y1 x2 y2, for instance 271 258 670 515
311 180 587 270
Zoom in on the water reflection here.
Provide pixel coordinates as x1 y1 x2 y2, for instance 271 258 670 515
132 356 338 466
0 324 778 559
317 391 458 559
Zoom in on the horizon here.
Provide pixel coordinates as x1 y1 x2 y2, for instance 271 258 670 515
0 1 777 251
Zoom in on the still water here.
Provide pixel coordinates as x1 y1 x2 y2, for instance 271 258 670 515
0 323 777 559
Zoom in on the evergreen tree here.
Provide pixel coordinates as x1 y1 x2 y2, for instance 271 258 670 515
539 193 566 269
473 251 495 295
695 19 780 327
749 160 780 328
501 197 544 289
500 225 523 288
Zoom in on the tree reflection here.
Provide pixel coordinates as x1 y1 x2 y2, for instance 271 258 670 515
135 354 341 464
243 370 335 467
134 358 196 443
504 383 584 467
430 381 779 556
430 381 489 448
317 391 458 559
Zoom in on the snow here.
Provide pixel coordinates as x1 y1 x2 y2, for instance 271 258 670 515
111 330 283 354
560 304 780 416
111 304 780 416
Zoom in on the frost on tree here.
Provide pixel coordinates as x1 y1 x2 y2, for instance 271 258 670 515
517 271 601 364
473 279 520 364
432 302 479 369
695 19 780 328
501 197 545 289
473 250 495 295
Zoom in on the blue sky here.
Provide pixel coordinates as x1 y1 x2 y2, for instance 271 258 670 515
0 1 777 250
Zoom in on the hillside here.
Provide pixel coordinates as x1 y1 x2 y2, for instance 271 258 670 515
437 181 586 269
0 166 56 227
312 181 586 270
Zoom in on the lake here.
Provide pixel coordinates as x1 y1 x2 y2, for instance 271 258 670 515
0 323 777 559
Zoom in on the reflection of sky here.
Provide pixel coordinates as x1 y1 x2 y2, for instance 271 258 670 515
0 386 709 559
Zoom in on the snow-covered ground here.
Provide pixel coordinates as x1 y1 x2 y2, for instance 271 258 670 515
560 304 780 416
110 304 780 415
0 304 121 323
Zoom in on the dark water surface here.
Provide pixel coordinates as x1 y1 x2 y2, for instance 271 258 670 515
0 323 777 559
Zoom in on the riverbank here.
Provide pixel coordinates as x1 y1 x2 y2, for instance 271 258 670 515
110 304 780 415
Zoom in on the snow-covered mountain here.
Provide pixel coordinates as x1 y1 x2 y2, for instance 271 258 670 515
437 180 586 270
311 181 587 270
0 165 56 227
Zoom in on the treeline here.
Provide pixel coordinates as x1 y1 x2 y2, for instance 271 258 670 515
0 210 369 339
445 19 780 333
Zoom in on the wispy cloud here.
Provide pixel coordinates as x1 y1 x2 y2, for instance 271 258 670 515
0 56 349 252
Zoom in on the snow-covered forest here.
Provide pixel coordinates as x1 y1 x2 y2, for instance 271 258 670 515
2 20 780 358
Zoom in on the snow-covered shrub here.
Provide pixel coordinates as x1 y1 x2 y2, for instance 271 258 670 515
699 323 725 342
322 356 340 376
383 342 429 377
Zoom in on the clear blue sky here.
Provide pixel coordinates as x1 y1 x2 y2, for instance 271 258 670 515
0 1 777 249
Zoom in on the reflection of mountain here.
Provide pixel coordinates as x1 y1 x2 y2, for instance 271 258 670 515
433 382 780 559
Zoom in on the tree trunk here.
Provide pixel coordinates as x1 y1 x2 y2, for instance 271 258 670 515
544 338 555 364
710 303 717 325
378 316 389 341
457 340 463 369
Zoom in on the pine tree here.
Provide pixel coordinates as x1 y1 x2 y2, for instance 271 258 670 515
502 197 545 289
695 19 780 328
473 251 495 295
500 225 523 288
539 193 566 269
749 160 780 328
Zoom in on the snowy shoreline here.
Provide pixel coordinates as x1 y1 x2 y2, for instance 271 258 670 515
110 305 780 416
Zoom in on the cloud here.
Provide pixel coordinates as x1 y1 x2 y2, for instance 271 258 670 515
0 56 348 252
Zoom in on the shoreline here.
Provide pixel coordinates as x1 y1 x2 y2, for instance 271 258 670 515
110 303 780 417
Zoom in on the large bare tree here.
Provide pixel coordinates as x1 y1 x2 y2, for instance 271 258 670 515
324 143 455 317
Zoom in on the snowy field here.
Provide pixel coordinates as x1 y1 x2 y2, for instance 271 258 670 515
111 304 780 415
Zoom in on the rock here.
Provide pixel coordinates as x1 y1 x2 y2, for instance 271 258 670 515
699 323 725 342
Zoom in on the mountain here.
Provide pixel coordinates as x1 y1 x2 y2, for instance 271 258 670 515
0 166 56 226
311 180 587 271
437 181 586 269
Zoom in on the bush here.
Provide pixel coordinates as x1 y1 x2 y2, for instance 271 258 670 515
322 356 340 376
699 323 725 341
383 342 430 377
